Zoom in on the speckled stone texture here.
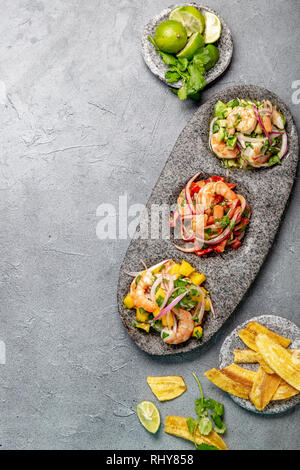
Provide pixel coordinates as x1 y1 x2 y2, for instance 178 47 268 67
142 3 233 88
219 315 300 414
118 85 298 355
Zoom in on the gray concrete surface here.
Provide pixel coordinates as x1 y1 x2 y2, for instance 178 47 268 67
0 0 299 450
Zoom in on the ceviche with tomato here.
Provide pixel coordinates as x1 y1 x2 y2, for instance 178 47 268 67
123 259 214 345
171 174 251 256
209 98 287 169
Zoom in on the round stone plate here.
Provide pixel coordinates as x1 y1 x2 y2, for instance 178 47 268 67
219 315 300 414
141 3 233 88
117 85 298 355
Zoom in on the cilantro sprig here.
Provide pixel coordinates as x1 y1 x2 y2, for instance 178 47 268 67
187 373 226 451
147 36 219 101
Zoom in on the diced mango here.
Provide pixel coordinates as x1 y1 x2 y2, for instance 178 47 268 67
153 306 161 317
134 321 150 333
179 260 195 277
155 287 165 300
162 312 174 328
193 326 203 338
169 263 181 275
123 293 134 309
205 299 211 311
192 295 203 302
136 308 149 322
190 272 206 286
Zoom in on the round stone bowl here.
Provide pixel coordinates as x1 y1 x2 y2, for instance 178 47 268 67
219 315 300 414
141 3 233 88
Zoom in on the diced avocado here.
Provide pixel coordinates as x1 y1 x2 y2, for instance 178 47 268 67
217 119 227 128
216 127 225 142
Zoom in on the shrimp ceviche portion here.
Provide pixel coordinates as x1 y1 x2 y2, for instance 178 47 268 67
209 98 288 169
123 259 214 345
171 174 251 256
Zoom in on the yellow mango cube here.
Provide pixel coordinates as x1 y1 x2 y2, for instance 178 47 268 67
123 294 134 309
193 326 203 338
179 260 195 277
136 308 149 322
134 321 150 333
155 287 165 300
190 272 206 286
169 263 181 275
205 299 211 311
153 306 160 317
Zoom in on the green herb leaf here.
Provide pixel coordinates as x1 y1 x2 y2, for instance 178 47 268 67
268 154 282 166
196 443 219 451
147 35 159 51
198 417 213 435
187 417 197 435
159 51 178 66
165 70 181 83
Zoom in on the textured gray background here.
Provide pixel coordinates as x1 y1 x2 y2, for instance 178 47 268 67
0 0 299 450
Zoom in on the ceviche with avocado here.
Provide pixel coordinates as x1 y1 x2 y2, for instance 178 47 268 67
123 259 214 345
209 98 288 168
171 174 251 256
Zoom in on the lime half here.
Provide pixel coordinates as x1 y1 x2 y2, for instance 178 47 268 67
154 20 187 53
136 401 160 434
204 12 222 44
169 6 205 36
176 32 204 60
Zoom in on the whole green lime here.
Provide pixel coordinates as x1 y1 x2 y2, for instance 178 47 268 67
154 20 187 54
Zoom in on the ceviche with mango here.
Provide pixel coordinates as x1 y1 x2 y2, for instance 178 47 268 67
123 259 214 345
209 98 287 168
171 174 251 256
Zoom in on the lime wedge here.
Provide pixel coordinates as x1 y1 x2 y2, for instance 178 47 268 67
176 32 204 60
169 6 205 36
136 401 160 434
204 12 222 44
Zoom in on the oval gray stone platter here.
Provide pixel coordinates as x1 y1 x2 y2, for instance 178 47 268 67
142 3 233 88
117 85 298 355
219 315 300 414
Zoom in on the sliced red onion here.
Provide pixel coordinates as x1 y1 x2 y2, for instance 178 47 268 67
185 172 201 215
172 312 178 333
174 243 197 253
278 131 288 159
149 259 170 273
124 271 142 277
160 278 174 310
208 297 216 318
195 226 231 246
153 291 187 321
194 297 205 325
237 133 267 144
150 275 163 302
253 105 272 144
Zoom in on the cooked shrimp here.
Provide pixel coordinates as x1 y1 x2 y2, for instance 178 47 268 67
162 308 194 344
177 190 191 216
211 135 239 159
271 106 285 129
196 181 237 210
130 270 157 313
226 106 257 135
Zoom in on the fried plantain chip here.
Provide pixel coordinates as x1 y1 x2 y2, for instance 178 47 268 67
239 322 291 352
234 349 260 363
222 363 256 384
147 376 187 401
273 380 299 401
233 348 274 374
249 366 281 411
204 367 251 399
165 416 228 450
256 334 300 391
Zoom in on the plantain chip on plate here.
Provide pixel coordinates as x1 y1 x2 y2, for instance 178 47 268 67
217 315 300 414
